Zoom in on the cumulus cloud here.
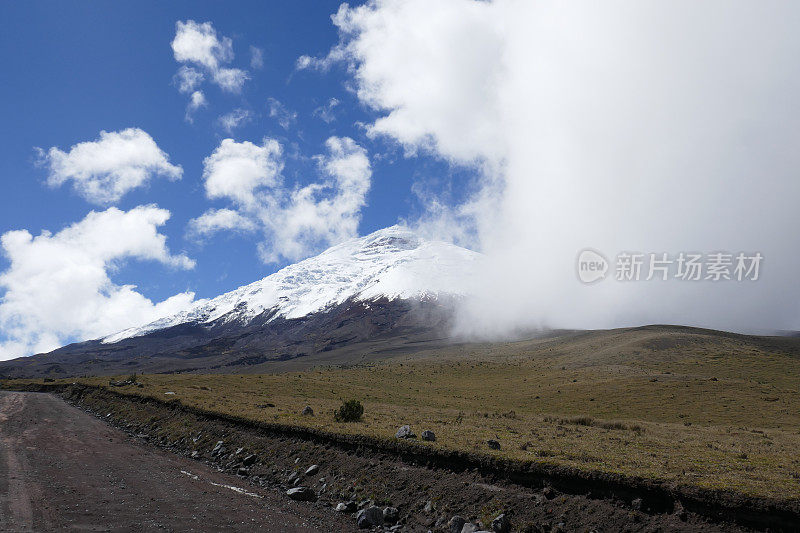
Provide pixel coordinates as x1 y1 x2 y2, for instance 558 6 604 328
218 108 253 133
189 136 371 263
171 20 248 93
202 138 283 207
0 206 196 360
320 0 800 335
187 208 258 240
267 98 297 130
38 128 183 205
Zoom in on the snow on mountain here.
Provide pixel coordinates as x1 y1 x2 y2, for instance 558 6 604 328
103 226 480 343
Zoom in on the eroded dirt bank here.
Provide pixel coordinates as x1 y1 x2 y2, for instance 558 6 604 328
15 383 800 532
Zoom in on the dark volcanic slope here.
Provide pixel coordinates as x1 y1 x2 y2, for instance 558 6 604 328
0 297 456 379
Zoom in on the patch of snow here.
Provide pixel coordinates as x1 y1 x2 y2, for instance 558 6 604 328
103 225 480 343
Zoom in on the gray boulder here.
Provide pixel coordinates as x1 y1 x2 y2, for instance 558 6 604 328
356 506 384 528
305 464 319 476
421 430 436 441
383 506 399 524
395 425 416 439
286 486 317 502
491 513 509 533
448 515 467 533
242 454 257 466
336 501 357 513
302 405 314 416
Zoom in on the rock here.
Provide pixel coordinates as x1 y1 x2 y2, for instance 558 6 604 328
211 441 225 456
305 464 319 476
491 513 509 533
542 486 555 499
356 506 384 528
336 501 357 513
460 524 480 533
395 425 417 439
286 487 317 502
237 467 249 476
421 430 436 441
448 515 467 533
383 506 399 524
487 439 501 450
242 454 257 466
302 405 314 416
190 451 199 458
631 497 643 511
423 500 434 513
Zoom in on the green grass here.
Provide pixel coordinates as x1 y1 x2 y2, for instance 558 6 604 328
8 326 800 501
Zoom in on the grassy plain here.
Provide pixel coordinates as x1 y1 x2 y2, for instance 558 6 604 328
12 325 800 500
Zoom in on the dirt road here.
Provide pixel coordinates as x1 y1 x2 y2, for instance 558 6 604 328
0 391 352 532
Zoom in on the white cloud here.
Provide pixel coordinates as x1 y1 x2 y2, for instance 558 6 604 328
171 20 248 93
187 208 257 239
250 46 264 69
38 128 183 205
218 108 253 133
189 136 371 263
321 0 800 335
202 138 283 207
267 98 297 130
174 66 205 94
313 97 340 123
185 90 208 123
259 136 371 263
0 206 196 360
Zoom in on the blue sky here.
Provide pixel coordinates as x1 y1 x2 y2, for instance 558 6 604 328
0 1 474 358
2 1 799 358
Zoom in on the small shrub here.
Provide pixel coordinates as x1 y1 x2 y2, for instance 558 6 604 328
334 399 364 422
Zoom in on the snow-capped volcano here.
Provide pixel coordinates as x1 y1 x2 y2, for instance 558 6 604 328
104 226 480 344
0 226 480 378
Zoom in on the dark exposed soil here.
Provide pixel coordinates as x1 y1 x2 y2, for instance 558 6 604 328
0 390 355 532
22 383 800 532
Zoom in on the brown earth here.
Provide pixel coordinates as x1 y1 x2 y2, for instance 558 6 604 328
0 390 355 532
22 384 790 532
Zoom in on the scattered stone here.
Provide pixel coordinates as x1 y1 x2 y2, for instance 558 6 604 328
395 425 417 439
301 405 314 416
460 524 480 533
211 441 224 456
164 391 175 395
491 513 509 533
358 499 373 510
356 506 384 528
242 454 257 466
631 498 643 511
237 467 249 477
423 500 435 513
286 487 317 502
288 471 299 484
542 486 555 499
448 515 467 533
487 439 501 450
336 501 357 513
190 451 199 458
421 430 436 442
383 506 399 524
305 464 319 476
